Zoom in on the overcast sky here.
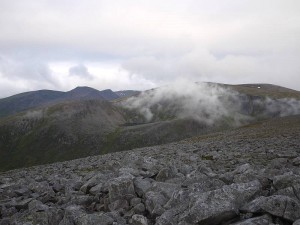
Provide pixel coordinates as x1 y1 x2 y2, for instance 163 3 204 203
0 0 299 98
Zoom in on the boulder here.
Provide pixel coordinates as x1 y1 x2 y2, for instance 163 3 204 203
145 191 168 216
156 166 178 182
108 175 136 202
59 205 114 225
259 195 300 222
293 157 300 166
133 177 153 197
241 195 300 222
294 219 300 225
131 214 148 225
180 180 262 224
230 214 273 225
80 174 104 194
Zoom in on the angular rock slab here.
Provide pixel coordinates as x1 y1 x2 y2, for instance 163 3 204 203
180 180 262 225
108 175 136 202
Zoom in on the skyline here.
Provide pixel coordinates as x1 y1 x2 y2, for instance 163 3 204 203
0 0 300 98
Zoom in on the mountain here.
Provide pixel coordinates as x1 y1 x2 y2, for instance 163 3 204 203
0 90 65 118
98 89 120 100
0 82 299 171
0 99 126 171
0 87 138 118
1 114 299 224
229 83 300 99
115 90 140 98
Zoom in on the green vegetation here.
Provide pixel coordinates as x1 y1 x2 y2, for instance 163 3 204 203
0 83 299 171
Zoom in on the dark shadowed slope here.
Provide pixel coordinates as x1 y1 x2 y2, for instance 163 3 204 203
0 99 126 171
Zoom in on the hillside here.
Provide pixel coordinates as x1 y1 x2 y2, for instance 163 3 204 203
0 114 299 224
0 82 299 171
0 87 138 118
229 83 300 99
0 99 126 171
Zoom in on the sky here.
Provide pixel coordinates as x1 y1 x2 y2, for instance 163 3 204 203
0 0 299 98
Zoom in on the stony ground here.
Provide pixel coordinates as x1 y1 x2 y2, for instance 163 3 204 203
0 115 300 225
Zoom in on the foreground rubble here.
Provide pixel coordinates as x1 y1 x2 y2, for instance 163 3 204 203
1 115 300 225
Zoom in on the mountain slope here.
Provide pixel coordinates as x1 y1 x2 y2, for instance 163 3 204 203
0 87 130 118
0 99 126 171
0 114 299 224
0 82 299 171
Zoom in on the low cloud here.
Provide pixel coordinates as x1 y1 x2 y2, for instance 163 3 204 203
69 64 93 80
122 80 300 125
122 80 246 125
255 98 300 118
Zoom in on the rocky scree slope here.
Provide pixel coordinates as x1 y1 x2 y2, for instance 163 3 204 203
0 115 300 225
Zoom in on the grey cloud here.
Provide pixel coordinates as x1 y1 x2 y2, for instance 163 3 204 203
0 0 300 95
122 81 249 125
0 55 57 84
69 64 93 80
122 49 300 90
255 98 300 117
122 81 300 126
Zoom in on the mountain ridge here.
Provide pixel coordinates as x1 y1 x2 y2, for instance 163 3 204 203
0 82 299 172
0 87 139 118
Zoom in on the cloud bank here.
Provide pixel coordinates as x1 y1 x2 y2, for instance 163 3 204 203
123 80 246 125
123 81 300 125
0 0 300 97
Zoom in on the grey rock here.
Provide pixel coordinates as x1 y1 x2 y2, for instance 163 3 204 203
188 178 225 193
0 218 10 225
145 191 167 216
240 196 266 213
89 183 104 195
133 203 146 214
28 181 54 195
108 175 136 202
15 198 33 210
70 195 94 206
293 157 300 166
108 199 129 212
230 214 273 225
273 172 300 190
80 174 104 194
28 199 49 212
15 188 31 196
131 214 148 225
268 158 289 170
77 213 115 225
106 211 127 225
259 195 300 222
242 195 300 222
180 180 262 224
156 166 177 182
0 206 18 218
31 208 64 225
150 182 180 199
130 197 142 207
294 219 300 225
133 177 153 197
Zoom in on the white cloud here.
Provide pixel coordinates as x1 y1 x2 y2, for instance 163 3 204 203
69 64 93 80
0 0 299 98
